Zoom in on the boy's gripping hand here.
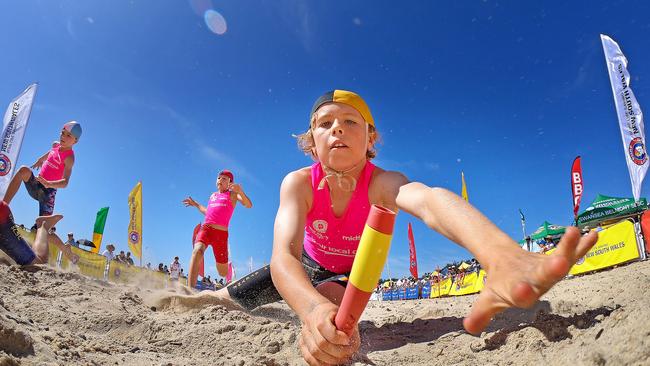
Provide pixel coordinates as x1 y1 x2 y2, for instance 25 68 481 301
299 302 360 366
463 227 598 335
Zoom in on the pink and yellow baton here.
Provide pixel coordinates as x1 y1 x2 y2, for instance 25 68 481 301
335 205 396 334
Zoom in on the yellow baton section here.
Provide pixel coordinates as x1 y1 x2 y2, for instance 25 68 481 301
349 225 392 293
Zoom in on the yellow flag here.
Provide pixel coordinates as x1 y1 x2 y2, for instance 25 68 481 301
127 182 142 260
461 171 469 202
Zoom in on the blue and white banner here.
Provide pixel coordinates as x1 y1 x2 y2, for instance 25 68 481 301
0 83 38 196
601 35 647 202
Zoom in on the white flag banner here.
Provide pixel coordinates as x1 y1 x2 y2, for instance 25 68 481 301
601 34 647 202
0 83 38 197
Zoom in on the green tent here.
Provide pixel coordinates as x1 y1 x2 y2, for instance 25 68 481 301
519 221 566 244
529 221 566 240
576 194 647 227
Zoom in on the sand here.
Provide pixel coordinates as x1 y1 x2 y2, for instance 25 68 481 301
1 258 649 366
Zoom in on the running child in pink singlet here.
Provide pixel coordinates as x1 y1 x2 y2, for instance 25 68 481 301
183 169 252 287
3 121 82 216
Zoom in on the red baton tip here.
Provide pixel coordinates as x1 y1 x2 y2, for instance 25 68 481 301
366 205 396 235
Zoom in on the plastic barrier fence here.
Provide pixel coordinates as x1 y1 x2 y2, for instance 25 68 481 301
48 239 61 268
430 277 452 298
406 287 418 299
62 246 107 281
13 229 209 291
421 283 431 298
449 271 481 296
380 270 487 301
547 219 641 275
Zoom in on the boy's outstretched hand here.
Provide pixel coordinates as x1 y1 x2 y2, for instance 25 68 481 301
463 227 598 335
182 196 198 207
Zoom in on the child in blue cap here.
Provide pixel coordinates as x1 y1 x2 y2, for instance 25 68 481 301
3 121 81 216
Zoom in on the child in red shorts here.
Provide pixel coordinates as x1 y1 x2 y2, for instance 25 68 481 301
183 170 252 287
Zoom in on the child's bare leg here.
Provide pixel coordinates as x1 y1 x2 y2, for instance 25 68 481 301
3 166 32 204
463 227 598 334
155 286 240 311
31 215 63 264
216 261 228 279
36 215 79 264
188 242 206 288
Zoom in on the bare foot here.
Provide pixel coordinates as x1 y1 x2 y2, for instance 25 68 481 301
463 227 598 335
35 214 63 231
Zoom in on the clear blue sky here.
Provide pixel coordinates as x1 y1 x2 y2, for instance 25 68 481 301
2 1 649 279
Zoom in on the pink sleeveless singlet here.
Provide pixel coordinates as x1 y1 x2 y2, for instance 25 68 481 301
303 161 375 274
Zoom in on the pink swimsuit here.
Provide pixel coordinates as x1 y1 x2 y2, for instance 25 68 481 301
39 143 74 181
304 161 375 274
204 191 235 227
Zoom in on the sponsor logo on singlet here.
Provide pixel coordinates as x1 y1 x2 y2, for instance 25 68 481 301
342 234 361 241
312 220 328 233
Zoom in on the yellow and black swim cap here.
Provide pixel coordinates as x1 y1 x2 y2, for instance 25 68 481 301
310 90 374 127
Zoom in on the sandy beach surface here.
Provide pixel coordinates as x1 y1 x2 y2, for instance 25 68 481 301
1 258 649 366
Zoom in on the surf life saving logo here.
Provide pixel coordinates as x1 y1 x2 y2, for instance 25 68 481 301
312 220 328 234
129 231 140 244
628 137 648 165
0 153 12 176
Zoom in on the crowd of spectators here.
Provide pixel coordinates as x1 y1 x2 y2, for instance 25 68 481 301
100 245 136 266
375 257 483 299
537 236 558 253
523 235 560 253
149 257 194 283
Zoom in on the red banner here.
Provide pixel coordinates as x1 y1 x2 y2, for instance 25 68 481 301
571 156 584 219
407 223 418 279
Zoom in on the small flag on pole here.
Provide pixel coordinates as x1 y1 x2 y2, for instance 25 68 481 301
461 171 469 202
407 223 418 279
91 207 109 253
571 156 584 219
518 208 528 249
128 182 142 260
